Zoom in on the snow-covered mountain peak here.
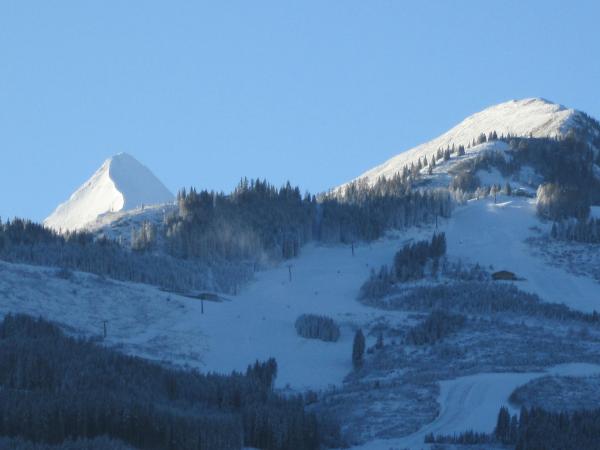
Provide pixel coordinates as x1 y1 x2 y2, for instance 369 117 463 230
44 153 174 232
341 98 583 188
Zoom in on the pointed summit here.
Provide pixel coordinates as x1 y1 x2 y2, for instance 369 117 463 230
44 153 174 232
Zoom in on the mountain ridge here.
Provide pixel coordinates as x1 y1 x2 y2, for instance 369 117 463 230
338 97 597 190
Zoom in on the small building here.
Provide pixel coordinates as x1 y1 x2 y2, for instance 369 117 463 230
492 270 518 281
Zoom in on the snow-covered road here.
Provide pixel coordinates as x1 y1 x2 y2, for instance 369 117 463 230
351 363 600 450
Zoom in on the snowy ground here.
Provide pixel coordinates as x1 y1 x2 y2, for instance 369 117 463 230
2 195 600 448
529 236 600 283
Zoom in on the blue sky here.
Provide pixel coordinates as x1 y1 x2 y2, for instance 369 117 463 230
1 1 599 221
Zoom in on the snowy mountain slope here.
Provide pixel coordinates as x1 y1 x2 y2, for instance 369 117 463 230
0 236 415 390
44 153 174 232
5 197 600 386
4 193 600 448
341 98 589 188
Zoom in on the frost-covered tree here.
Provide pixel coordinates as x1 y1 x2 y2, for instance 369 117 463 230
131 221 156 252
536 183 590 220
550 217 600 243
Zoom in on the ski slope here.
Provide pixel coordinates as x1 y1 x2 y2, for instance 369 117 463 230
5 197 600 387
0 236 415 390
44 153 174 232
446 197 600 312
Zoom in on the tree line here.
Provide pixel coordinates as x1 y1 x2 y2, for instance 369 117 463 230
0 217 244 293
371 279 600 325
167 178 453 263
551 216 600 244
427 405 600 450
0 314 326 450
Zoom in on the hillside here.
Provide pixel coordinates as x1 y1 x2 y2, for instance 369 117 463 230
3 194 600 449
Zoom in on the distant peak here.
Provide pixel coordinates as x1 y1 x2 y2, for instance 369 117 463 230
44 154 174 232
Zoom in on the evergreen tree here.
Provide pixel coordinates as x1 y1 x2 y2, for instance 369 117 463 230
352 329 365 369
495 406 511 443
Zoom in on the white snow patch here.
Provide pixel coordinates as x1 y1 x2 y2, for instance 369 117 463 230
475 167 506 187
516 165 543 188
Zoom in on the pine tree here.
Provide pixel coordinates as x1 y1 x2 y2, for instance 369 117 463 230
495 406 511 443
352 329 365 369
509 414 519 443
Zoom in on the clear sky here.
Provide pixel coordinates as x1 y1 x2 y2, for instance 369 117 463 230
1 1 599 222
